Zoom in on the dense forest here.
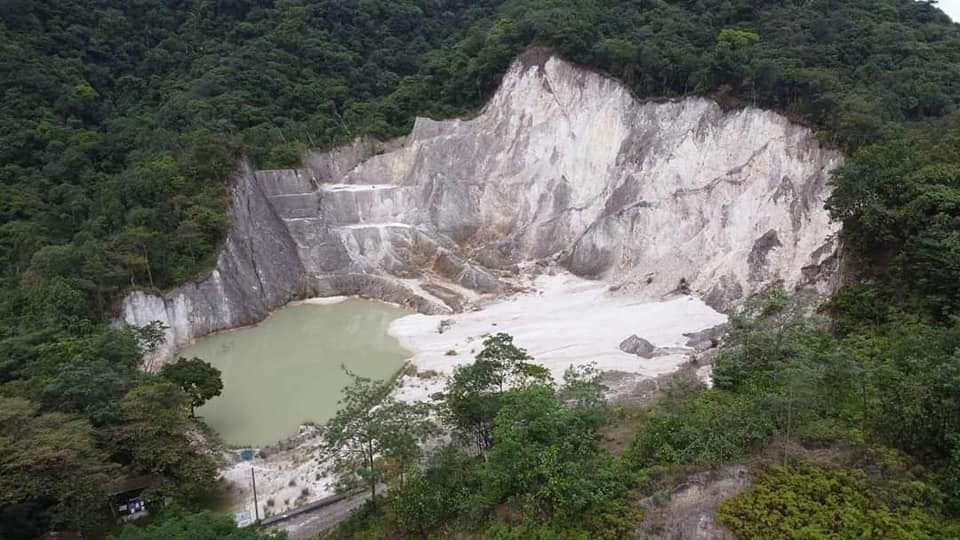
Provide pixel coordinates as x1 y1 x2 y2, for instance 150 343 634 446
1 0 960 537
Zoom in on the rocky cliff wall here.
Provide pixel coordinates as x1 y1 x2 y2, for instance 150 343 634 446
119 51 843 369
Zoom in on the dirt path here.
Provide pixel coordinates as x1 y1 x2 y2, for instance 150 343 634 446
262 489 372 539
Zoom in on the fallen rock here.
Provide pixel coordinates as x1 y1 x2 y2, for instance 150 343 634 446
620 335 656 358
683 324 729 352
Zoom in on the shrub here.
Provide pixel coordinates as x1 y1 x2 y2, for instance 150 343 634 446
626 389 773 469
717 463 960 538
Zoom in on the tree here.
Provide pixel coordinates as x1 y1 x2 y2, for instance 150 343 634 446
475 333 550 391
712 283 826 391
444 333 552 455
852 322 960 462
136 321 168 356
717 28 760 49
482 384 622 522
0 397 117 535
105 382 219 503
160 357 223 417
626 386 774 469
321 369 434 499
445 358 505 456
378 399 437 489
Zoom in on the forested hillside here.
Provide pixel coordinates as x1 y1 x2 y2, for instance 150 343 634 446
2 0 960 537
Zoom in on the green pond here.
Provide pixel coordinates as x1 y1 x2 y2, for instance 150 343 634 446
182 299 410 447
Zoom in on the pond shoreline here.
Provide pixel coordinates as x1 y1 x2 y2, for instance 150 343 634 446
184 299 411 447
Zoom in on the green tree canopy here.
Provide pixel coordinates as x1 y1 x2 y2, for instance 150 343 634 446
160 356 224 417
0 397 116 534
320 368 434 499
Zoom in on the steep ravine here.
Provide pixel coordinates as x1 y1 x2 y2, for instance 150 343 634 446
119 50 842 370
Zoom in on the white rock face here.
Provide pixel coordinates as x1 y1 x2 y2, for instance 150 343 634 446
119 50 842 368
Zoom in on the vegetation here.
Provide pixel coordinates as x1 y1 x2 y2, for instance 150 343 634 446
160 356 224 417
109 510 285 540
320 368 435 498
1 0 960 537
329 335 638 538
444 333 550 455
0 397 115 538
331 283 960 537
718 463 960 538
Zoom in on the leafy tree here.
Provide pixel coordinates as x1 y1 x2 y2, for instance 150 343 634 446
711 284 853 461
444 333 551 455
320 369 434 499
475 332 551 390
717 28 760 49
390 447 483 536
445 358 505 456
104 382 218 504
160 356 224 417
850 322 960 462
334 348 630 538
712 283 828 391
827 135 960 318
378 398 438 489
482 384 624 525
0 397 116 535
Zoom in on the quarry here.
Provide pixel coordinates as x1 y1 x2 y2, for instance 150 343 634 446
117 49 843 523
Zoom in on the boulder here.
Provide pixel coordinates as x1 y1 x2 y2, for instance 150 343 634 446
619 335 656 358
683 324 729 352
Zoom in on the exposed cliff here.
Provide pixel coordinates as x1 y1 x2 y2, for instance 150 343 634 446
120 50 842 369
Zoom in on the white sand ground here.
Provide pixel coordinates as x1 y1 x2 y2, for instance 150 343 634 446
220 272 726 523
390 273 726 401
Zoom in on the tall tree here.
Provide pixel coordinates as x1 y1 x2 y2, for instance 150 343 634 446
444 333 552 455
320 369 434 499
160 357 223 417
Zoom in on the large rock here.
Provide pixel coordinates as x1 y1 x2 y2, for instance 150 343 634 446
118 49 842 369
684 324 729 352
619 335 657 358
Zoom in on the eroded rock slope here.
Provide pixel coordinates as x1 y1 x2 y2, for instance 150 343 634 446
121 50 842 369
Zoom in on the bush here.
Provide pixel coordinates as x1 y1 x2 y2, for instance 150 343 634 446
717 463 960 538
390 447 484 535
626 389 773 469
391 475 455 536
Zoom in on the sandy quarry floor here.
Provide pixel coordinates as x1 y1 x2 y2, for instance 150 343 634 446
219 272 727 525
390 273 726 401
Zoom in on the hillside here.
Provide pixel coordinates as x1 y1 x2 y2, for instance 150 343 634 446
2 1 960 538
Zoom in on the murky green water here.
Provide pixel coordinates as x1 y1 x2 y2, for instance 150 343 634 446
182 299 409 447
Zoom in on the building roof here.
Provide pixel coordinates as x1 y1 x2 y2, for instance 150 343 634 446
108 474 162 496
